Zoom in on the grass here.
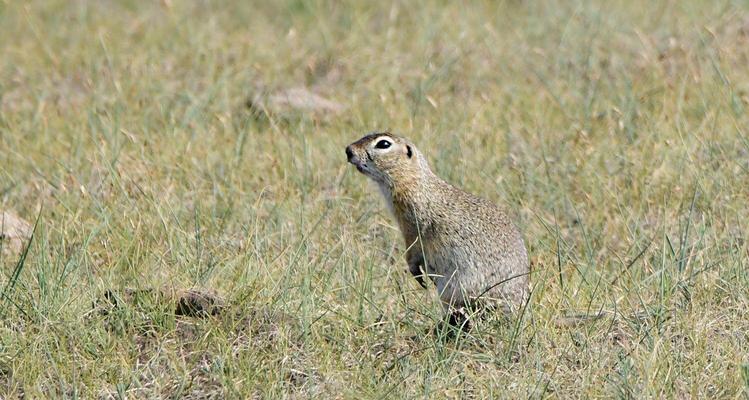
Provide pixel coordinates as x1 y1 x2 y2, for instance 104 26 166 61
1 0 748 398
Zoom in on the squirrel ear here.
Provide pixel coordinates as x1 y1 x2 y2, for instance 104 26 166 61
406 145 413 158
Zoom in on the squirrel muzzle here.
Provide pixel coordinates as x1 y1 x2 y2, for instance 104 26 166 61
345 145 366 173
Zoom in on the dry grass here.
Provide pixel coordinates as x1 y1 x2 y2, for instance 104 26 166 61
1 0 748 398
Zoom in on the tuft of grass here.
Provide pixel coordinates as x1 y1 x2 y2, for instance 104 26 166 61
1 0 748 397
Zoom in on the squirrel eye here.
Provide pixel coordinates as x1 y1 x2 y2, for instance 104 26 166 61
375 140 392 149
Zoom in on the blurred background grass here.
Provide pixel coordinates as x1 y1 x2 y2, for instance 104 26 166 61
1 0 748 398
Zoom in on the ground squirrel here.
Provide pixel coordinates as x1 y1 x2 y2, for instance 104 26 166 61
346 132 530 329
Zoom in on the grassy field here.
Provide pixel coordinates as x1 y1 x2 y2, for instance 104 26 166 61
1 0 749 398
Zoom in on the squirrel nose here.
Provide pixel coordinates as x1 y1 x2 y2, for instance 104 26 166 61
345 146 354 161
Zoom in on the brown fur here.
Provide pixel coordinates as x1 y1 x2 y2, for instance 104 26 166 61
346 133 530 324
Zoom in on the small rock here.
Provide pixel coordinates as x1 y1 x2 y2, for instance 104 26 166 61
247 86 345 117
0 211 32 256
175 289 225 317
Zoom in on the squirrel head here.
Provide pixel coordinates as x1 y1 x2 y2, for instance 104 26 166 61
345 132 429 188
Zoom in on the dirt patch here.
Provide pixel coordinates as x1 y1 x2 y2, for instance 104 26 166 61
95 287 225 319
